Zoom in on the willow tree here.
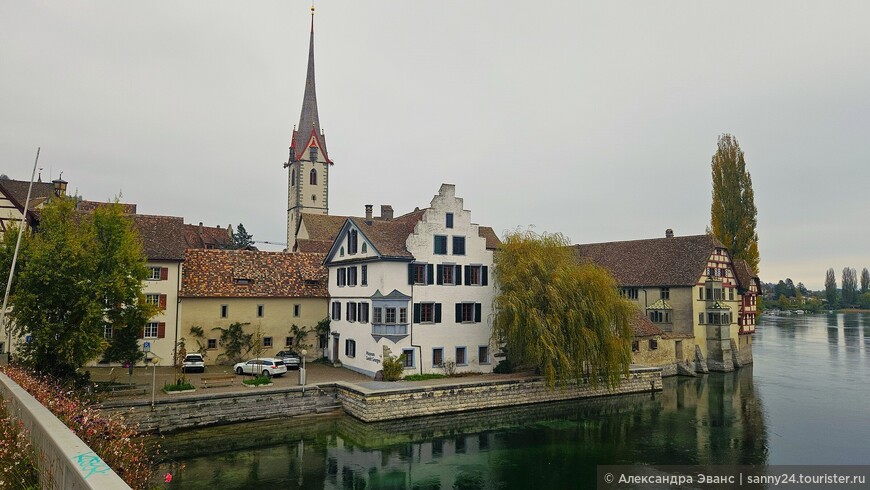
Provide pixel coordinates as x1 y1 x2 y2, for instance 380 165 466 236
711 134 759 272
492 230 634 388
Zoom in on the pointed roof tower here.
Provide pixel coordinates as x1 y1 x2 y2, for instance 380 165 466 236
290 5 331 164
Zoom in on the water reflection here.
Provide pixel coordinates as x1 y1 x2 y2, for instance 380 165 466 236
159 369 767 488
157 313 870 488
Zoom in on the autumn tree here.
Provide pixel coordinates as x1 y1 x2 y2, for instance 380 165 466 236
710 134 759 272
825 268 838 307
492 230 634 388
841 267 858 307
5 198 155 380
861 268 870 294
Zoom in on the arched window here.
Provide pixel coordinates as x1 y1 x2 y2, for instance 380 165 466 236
291 169 296 186
310 169 317 185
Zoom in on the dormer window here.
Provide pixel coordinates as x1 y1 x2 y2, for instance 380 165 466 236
234 278 253 285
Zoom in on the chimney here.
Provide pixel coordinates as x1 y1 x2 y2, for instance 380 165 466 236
380 205 394 220
665 228 674 238
365 204 373 223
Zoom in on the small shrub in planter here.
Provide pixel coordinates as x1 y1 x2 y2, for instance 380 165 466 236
163 379 195 392
381 354 406 381
243 375 273 387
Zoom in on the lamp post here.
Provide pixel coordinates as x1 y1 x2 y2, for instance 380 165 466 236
299 349 307 385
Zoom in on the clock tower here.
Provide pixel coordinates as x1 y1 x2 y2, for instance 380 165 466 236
286 6 332 249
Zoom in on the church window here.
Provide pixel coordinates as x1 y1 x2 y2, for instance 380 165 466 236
291 169 296 186
310 169 317 185
362 242 367 253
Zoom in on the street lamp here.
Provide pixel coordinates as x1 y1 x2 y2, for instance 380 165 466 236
299 349 307 385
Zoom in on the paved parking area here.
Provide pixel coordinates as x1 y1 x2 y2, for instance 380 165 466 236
87 362 530 401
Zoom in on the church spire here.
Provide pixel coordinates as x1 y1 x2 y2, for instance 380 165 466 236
292 4 329 163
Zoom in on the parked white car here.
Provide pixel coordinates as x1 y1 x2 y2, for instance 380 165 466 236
182 353 205 373
233 358 288 377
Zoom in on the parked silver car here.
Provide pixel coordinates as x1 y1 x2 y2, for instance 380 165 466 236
233 358 287 377
275 350 301 370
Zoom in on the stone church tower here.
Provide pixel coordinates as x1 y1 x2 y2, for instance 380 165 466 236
285 7 332 249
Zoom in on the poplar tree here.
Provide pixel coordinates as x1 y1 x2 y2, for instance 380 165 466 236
710 134 759 272
825 268 838 307
492 230 634 388
861 268 869 294
841 267 858 307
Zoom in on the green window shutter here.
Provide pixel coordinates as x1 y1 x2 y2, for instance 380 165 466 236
414 303 421 323
434 303 442 323
474 303 482 323
455 303 462 322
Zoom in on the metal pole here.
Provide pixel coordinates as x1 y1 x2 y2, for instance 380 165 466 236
1 148 41 358
151 359 157 409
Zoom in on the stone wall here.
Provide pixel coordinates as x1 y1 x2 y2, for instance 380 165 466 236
99 385 340 433
336 367 662 423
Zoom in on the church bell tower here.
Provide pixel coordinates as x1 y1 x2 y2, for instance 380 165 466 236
286 6 332 249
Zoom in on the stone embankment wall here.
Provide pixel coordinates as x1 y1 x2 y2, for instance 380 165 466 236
336 367 662 423
99 385 340 433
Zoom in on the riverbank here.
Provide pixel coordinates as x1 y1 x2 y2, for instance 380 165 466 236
97 365 662 432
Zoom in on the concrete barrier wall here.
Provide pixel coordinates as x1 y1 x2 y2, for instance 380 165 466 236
336 367 663 422
0 372 131 490
99 385 341 433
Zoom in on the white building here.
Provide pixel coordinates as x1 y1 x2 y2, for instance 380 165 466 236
325 184 500 377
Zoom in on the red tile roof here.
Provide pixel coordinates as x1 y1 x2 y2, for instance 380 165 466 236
573 234 724 287
76 200 137 214
180 249 327 298
630 310 665 338
131 214 188 261
0 179 56 211
183 223 234 250
732 259 760 291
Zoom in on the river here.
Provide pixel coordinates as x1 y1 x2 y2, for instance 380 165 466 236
156 313 870 488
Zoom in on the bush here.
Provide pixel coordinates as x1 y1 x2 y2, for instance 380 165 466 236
0 399 39 488
382 354 406 381
493 359 515 374
243 375 273 386
163 380 195 392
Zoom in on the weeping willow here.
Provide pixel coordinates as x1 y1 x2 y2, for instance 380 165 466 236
492 230 634 388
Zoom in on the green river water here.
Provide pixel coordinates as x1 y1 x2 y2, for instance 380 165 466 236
156 313 870 488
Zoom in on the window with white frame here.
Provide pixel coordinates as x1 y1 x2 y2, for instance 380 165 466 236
148 267 161 280
144 323 159 338
385 307 397 324
373 307 383 324
145 294 160 306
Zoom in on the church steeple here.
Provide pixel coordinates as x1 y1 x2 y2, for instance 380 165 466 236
286 5 331 251
290 5 330 164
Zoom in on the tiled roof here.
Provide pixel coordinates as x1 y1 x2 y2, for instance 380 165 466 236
371 289 411 300
184 223 234 250
478 226 500 250
631 310 664 338
0 179 56 210
295 239 333 253
299 213 355 242
732 259 759 291
76 200 137 214
131 214 188 261
573 234 724 287
646 299 673 310
180 249 327 298
347 209 426 259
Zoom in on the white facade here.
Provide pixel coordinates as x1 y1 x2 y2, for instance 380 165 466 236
326 184 496 377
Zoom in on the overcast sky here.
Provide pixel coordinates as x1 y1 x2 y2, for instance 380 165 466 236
2 1 868 289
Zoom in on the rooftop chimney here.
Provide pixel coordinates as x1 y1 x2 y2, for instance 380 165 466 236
380 205 394 220
365 204 373 223
665 228 674 238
